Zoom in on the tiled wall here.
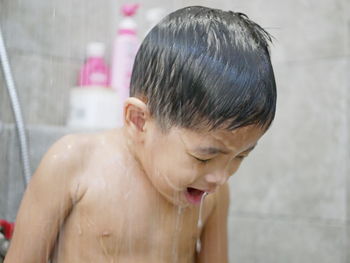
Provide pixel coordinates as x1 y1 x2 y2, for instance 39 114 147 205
0 124 80 220
0 0 349 262
225 0 349 262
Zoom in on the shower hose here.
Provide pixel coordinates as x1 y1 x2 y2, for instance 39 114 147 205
0 26 31 187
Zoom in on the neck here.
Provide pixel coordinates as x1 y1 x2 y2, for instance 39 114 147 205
121 126 146 176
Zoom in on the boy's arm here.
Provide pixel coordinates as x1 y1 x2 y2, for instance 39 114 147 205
4 135 81 263
197 183 230 263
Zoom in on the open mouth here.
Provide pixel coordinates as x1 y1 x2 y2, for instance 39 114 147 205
185 187 205 204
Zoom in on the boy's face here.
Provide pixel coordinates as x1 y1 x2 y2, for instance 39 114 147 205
139 120 265 207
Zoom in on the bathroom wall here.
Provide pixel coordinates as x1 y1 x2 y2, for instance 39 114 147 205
0 0 349 262
222 1 349 262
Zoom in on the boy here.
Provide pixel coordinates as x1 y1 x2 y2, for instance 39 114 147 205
5 6 276 263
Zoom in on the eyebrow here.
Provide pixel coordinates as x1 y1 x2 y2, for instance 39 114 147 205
192 143 258 156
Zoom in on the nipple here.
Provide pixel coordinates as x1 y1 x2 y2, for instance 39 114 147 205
196 192 208 253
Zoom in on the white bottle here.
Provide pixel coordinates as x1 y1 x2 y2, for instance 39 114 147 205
67 42 120 129
111 3 140 127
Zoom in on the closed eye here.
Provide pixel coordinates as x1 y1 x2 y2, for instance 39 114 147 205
235 155 247 160
193 155 246 163
236 145 256 160
193 156 211 163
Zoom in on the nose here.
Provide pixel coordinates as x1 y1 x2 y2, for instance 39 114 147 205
204 171 229 187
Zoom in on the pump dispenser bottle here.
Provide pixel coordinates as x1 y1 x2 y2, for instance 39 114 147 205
78 42 110 87
67 42 120 129
111 3 140 126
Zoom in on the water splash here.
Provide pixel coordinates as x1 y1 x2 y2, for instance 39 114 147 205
196 192 208 253
171 206 183 263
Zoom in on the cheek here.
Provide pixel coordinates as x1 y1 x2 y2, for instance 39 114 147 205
148 151 198 187
217 158 243 177
143 135 200 186
228 159 244 175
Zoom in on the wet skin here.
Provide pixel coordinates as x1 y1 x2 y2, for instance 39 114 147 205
5 98 265 263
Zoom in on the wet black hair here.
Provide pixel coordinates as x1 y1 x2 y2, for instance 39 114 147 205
130 6 277 132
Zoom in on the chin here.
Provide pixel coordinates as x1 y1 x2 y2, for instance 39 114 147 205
156 188 189 207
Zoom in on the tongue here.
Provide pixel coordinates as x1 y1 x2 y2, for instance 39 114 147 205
188 188 203 197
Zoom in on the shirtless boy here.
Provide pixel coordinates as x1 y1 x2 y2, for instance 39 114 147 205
5 6 277 263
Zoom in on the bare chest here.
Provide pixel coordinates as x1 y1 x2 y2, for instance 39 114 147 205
58 177 214 262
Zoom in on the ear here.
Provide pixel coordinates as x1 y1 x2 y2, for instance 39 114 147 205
123 97 150 142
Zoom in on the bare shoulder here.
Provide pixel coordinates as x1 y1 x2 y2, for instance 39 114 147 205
4 132 105 262
46 132 94 161
31 132 104 199
41 129 121 173
41 130 108 169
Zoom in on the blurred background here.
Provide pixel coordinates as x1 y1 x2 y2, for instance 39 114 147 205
0 0 349 262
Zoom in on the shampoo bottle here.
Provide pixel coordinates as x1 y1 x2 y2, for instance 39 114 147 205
67 42 121 129
111 3 140 126
79 42 110 87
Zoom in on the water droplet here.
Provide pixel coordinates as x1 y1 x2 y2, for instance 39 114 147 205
171 206 183 262
77 224 82 235
196 239 201 253
196 192 208 253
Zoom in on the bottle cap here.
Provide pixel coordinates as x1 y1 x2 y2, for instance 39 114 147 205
121 3 139 16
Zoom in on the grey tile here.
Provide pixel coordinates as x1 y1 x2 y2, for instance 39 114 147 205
1 0 348 63
0 89 11 124
0 123 96 221
347 227 350 263
0 51 80 125
0 0 114 60
346 58 350 262
255 220 346 263
0 125 10 219
229 58 348 221
0 50 16 124
5 125 26 221
173 0 227 9
228 216 259 263
224 0 348 62
228 216 347 263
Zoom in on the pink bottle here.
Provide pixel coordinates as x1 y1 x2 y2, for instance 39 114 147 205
79 42 111 87
111 3 140 124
